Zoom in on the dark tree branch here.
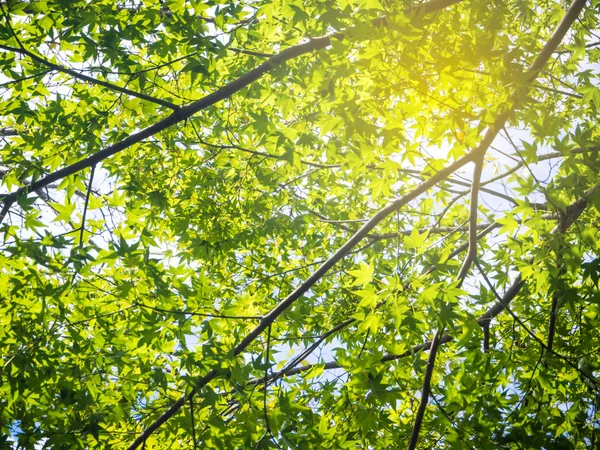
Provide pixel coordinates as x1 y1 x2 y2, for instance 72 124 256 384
0 200 10 225
263 317 352 387
0 69 51 89
248 335 456 384
546 190 593 352
405 2 588 448
246 223 501 390
407 157 484 450
0 44 179 110
198 139 341 169
407 329 444 450
533 82 583 99
456 155 484 284
409 167 518 205
134 302 263 320
0 0 464 229
0 167 51 203
0 127 20 136
480 145 600 188
478 181 600 327
78 165 95 247
475 260 598 386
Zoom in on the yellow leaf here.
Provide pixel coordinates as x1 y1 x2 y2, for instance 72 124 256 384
348 262 374 287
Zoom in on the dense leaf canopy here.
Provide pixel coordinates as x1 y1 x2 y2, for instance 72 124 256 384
1 0 600 448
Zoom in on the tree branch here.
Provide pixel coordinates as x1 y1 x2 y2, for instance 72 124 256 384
478 180 600 327
244 222 501 391
406 1 588 447
262 175 598 393
78 165 95 247
249 335 456 384
407 329 444 450
0 44 179 110
0 127 19 136
456 155 484 284
1 0 463 227
475 260 598 386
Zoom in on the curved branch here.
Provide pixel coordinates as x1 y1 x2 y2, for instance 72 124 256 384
407 1 588 447
122 2 465 448
456 155 484 284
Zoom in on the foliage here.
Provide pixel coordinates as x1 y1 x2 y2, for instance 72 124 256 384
1 0 600 448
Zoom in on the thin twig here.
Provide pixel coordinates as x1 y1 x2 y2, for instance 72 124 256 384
79 165 96 247
229 47 274 58
135 302 263 320
189 396 197 450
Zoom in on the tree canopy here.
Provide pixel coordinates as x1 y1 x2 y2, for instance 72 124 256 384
1 0 600 448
